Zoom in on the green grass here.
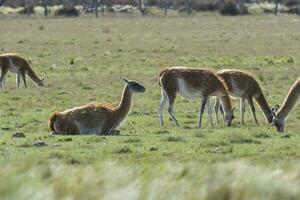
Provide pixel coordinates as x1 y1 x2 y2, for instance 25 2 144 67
0 15 300 199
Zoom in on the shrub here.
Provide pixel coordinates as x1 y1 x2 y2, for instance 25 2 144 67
285 6 300 14
218 0 239 15
175 0 248 14
55 4 80 17
283 0 300 14
192 0 218 12
284 0 300 7
218 0 248 16
18 5 35 15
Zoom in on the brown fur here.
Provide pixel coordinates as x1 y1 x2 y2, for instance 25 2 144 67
48 79 145 135
48 112 60 132
0 53 43 88
158 66 234 127
277 77 300 119
274 77 300 132
48 91 128 135
160 67 230 101
216 69 273 124
216 69 262 98
276 78 300 119
158 68 168 86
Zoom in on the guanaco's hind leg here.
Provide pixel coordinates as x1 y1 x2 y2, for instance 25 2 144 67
16 73 21 89
206 98 213 127
214 98 220 124
167 93 179 127
198 97 208 128
159 88 168 126
214 98 225 125
21 71 27 88
247 97 259 126
0 66 8 89
240 98 246 125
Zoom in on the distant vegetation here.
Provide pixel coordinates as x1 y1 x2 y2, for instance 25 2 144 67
0 0 299 17
54 3 80 16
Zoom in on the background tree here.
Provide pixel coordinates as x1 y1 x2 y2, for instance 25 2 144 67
43 0 51 16
100 0 107 16
184 0 192 14
0 0 6 7
161 0 171 16
93 0 98 17
274 0 280 15
24 0 34 17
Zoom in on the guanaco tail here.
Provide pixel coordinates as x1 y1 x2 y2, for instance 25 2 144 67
213 69 274 126
273 77 300 132
48 78 145 135
0 53 44 89
158 66 235 128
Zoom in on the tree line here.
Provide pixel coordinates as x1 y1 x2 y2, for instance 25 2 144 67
1 0 299 17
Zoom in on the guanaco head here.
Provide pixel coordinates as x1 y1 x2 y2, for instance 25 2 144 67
36 78 44 87
123 78 145 93
225 107 235 127
273 116 285 133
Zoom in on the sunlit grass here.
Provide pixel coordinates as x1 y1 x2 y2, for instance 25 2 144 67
0 15 299 199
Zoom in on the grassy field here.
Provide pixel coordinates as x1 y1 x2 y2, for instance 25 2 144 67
0 15 300 199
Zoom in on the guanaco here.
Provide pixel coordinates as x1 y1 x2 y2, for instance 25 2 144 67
48 78 145 135
158 66 234 128
214 69 274 125
273 77 300 132
0 53 44 89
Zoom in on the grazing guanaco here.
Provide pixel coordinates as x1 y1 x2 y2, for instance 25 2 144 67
48 78 145 135
0 53 44 89
273 77 300 132
158 66 235 128
214 69 274 125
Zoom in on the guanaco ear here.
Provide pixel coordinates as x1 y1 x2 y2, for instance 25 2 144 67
123 77 129 84
271 104 280 112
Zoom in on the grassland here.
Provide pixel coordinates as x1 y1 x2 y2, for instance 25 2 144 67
0 15 300 199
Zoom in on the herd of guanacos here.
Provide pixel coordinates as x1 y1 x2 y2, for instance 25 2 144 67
0 53 299 135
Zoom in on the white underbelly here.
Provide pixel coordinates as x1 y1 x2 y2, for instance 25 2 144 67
177 79 202 100
230 77 246 97
8 58 21 73
75 121 101 135
8 65 20 73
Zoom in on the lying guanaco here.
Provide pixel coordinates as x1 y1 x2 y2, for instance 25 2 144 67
0 53 44 89
48 78 145 135
273 77 299 132
158 66 234 128
214 69 274 125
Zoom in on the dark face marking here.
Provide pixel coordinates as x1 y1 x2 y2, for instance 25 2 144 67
225 112 234 127
37 79 44 87
123 78 145 93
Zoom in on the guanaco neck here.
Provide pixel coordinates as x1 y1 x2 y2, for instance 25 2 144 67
115 85 133 120
255 92 272 122
24 62 42 84
276 83 299 121
219 93 232 114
